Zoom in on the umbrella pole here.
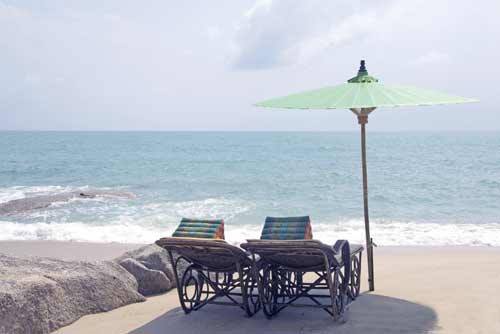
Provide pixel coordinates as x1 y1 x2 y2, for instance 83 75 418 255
358 112 375 291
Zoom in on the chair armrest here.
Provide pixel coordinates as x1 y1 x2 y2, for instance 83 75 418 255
333 240 349 254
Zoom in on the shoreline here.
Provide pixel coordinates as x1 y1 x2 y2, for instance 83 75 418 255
0 240 145 261
1 240 499 261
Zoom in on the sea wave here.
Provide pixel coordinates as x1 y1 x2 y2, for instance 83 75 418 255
141 198 254 222
1 186 499 246
0 221 168 244
310 220 500 246
1 219 499 246
0 195 256 243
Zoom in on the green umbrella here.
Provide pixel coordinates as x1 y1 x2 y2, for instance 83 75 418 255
256 60 478 291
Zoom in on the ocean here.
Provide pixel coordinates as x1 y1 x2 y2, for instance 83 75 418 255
1 131 499 246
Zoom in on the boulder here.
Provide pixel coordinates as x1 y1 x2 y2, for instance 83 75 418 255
116 244 175 281
0 189 134 216
119 258 171 296
0 254 145 334
116 244 194 297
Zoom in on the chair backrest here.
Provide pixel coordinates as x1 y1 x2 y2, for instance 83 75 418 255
172 218 225 239
157 237 250 271
261 216 312 240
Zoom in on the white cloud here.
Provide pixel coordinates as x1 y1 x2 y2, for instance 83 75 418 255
410 51 451 65
244 0 273 19
231 0 401 70
295 12 377 65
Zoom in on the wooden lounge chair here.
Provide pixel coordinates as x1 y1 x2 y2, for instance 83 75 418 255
240 216 363 321
155 218 260 316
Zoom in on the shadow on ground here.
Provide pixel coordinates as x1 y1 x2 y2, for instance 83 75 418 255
129 294 437 334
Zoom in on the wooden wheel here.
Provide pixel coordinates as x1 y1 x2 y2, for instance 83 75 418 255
350 254 362 299
333 269 348 321
243 271 261 316
258 265 277 318
179 265 203 313
281 271 302 298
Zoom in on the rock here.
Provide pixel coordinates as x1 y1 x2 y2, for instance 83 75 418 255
0 189 135 216
115 244 191 294
116 244 195 297
0 254 145 334
119 258 171 296
117 244 176 282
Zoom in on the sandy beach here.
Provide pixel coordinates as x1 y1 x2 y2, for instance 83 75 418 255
1 241 498 334
2 0 498 333
0 240 143 261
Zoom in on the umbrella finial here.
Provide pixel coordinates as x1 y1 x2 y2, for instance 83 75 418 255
359 60 367 74
348 60 379 83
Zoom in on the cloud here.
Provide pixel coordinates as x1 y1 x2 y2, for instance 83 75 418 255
410 51 451 65
244 0 272 19
1 0 499 130
294 12 377 65
231 0 401 70
231 0 298 69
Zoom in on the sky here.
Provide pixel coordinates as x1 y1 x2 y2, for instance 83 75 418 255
1 0 499 131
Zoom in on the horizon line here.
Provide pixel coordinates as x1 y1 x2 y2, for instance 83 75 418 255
1 129 500 133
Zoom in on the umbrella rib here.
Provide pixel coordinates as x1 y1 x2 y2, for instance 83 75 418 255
327 84 354 109
372 84 399 107
255 73 477 109
385 86 421 106
408 86 471 104
351 84 362 108
378 84 397 106
394 86 430 105
400 86 446 105
365 84 377 107
321 86 345 108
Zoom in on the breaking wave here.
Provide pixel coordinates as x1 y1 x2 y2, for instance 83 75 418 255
1 218 499 246
1 186 499 246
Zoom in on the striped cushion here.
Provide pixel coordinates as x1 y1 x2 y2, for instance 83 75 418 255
261 216 312 240
172 218 225 239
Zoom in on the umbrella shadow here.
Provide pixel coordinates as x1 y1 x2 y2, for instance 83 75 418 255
129 293 437 334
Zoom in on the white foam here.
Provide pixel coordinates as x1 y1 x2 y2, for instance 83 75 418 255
310 219 500 246
0 220 167 244
1 218 499 246
142 198 253 221
210 219 500 246
1 186 499 246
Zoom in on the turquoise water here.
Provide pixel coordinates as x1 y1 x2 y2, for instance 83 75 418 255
1 131 500 245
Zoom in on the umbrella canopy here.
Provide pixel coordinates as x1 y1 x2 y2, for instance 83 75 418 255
257 61 478 109
255 60 478 292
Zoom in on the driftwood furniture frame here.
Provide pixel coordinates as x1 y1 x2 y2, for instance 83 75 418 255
241 239 363 321
155 237 260 316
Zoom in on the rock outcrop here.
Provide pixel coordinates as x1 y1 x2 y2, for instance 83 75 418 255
115 244 185 296
116 244 175 281
119 258 171 296
0 189 135 216
0 254 145 334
